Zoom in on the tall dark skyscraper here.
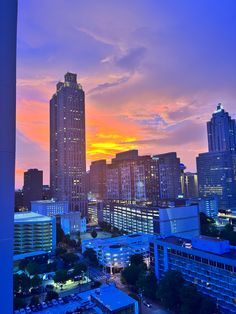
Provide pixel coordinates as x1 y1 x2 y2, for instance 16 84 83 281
23 168 43 210
50 72 87 216
207 103 236 153
89 160 107 200
197 104 236 210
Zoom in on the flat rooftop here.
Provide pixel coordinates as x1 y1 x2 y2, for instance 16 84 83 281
79 284 136 311
14 211 52 223
156 236 236 261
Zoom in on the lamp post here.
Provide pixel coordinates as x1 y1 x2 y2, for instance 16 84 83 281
0 1 17 313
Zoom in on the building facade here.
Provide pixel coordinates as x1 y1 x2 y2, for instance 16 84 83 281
60 211 87 234
100 201 199 238
50 72 87 216
197 151 236 210
14 212 56 260
198 196 219 219
207 103 236 154
82 233 151 273
154 152 182 199
31 199 69 217
150 235 236 313
23 168 43 210
89 160 107 200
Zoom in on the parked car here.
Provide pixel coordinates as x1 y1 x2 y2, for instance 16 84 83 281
58 297 64 304
143 300 152 308
20 309 26 314
52 299 58 306
25 306 32 313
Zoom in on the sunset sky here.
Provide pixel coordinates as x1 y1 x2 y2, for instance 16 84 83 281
16 0 236 188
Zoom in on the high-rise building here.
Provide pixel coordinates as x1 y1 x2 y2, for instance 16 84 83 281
50 72 87 216
154 152 182 199
181 171 198 198
207 103 236 153
197 151 236 210
23 168 43 210
106 150 159 203
89 160 107 200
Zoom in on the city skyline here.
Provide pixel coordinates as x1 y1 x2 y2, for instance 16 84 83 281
16 0 236 187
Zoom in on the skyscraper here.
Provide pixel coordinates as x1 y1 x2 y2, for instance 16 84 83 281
89 160 107 200
23 168 43 210
207 103 236 153
154 152 182 199
50 72 87 216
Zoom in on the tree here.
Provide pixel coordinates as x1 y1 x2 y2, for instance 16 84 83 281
13 274 21 293
199 297 218 314
220 224 236 245
73 263 87 277
180 284 202 314
14 297 26 310
30 295 40 306
19 273 31 293
26 262 41 276
122 265 141 286
61 252 79 266
83 248 98 265
91 229 98 239
45 290 59 302
55 247 67 256
31 274 42 288
54 269 68 284
18 259 28 271
130 254 144 266
137 272 158 299
157 270 184 311
200 212 219 237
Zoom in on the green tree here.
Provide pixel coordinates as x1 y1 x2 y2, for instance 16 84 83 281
14 297 26 310
30 295 40 306
199 297 218 314
13 274 21 293
56 223 66 243
54 269 68 284
83 248 98 265
19 273 31 293
122 265 141 286
91 229 98 238
18 259 28 271
26 262 41 276
200 212 219 237
31 274 42 288
180 285 202 314
73 263 87 277
61 252 79 266
130 254 144 266
157 270 184 311
55 247 67 256
45 290 59 302
220 224 236 245
137 272 158 299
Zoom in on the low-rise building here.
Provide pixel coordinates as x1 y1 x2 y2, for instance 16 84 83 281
100 201 199 239
61 211 87 234
82 233 151 273
31 199 69 216
79 284 138 314
150 235 236 313
14 212 56 260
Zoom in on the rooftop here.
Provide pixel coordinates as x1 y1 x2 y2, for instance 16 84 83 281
14 211 53 223
79 284 137 311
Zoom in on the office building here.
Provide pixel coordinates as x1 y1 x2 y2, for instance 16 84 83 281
197 151 236 210
154 152 182 199
198 195 219 219
14 212 56 260
31 199 69 217
60 211 87 234
23 168 43 210
89 160 107 200
181 171 198 198
106 150 159 203
42 184 51 200
79 284 138 314
82 233 151 273
100 201 199 238
15 189 24 211
150 235 236 313
50 72 87 216
207 103 236 154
